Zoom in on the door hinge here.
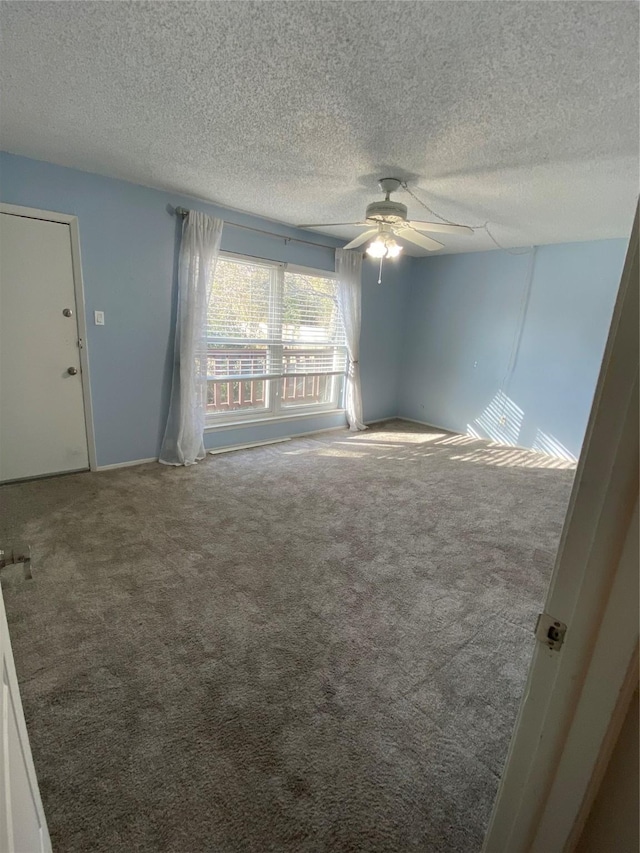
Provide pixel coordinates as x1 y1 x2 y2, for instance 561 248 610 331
535 612 567 651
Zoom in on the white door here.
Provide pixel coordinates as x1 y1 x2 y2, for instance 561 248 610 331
0 212 90 482
0 586 52 853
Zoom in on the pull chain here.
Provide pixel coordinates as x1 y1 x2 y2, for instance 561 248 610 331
378 255 384 285
401 182 458 225
400 182 533 256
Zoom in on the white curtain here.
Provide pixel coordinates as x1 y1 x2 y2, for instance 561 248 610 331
159 211 223 466
336 248 367 431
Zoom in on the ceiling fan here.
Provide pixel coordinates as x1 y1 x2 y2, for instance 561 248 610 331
297 178 474 256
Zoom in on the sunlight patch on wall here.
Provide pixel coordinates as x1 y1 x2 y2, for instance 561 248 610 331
467 391 524 446
532 429 578 462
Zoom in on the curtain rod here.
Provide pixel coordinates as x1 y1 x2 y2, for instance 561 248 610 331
174 207 340 251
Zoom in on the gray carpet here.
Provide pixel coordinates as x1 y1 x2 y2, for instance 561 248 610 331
0 420 575 853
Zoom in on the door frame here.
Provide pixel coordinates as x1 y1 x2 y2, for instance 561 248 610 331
0 203 97 472
1 581 53 852
483 210 638 851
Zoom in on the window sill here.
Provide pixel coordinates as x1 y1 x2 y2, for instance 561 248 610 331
204 409 347 433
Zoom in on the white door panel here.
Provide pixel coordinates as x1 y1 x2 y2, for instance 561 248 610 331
0 213 89 481
0 588 52 852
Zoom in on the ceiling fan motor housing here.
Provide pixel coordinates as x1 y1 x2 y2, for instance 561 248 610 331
365 200 408 224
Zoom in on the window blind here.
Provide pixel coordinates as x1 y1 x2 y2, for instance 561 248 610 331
206 257 347 383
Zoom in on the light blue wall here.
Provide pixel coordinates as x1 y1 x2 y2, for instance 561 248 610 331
360 257 411 423
398 240 628 459
3 151 621 467
0 152 409 466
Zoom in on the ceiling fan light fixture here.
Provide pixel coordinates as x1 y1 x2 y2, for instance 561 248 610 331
365 238 388 258
365 235 403 259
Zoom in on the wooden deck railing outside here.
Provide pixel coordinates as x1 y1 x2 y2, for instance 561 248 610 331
206 348 336 413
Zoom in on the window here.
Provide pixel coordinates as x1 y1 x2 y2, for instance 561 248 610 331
205 255 346 424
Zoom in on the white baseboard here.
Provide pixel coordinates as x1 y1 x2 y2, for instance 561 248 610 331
209 420 412 456
94 421 421 470
96 457 158 471
206 424 349 455
93 416 574 469
96 424 350 470
288 424 348 439
395 416 456 433
364 416 399 426
208 437 291 455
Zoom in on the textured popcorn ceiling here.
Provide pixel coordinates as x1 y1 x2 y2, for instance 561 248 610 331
1 1 638 254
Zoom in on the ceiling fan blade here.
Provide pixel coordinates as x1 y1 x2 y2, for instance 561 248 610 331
408 221 474 236
296 222 368 228
342 230 378 250
395 228 444 252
